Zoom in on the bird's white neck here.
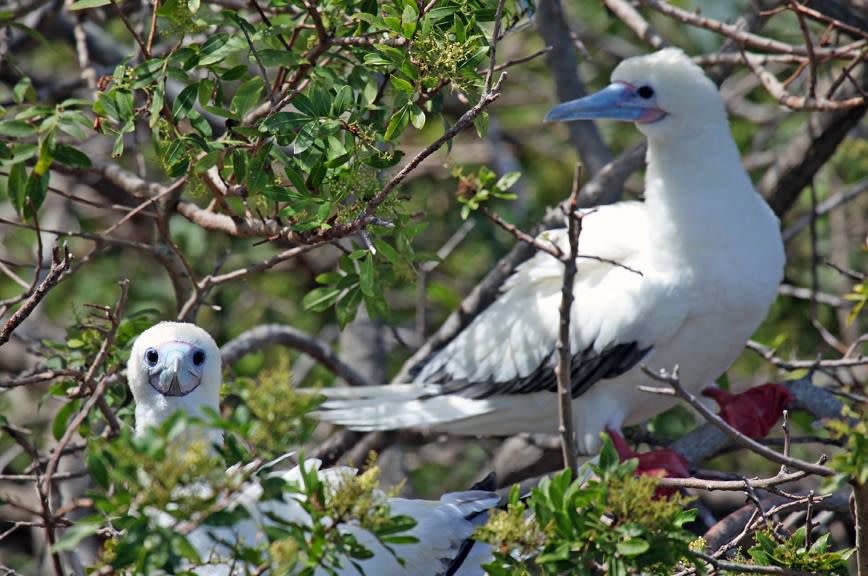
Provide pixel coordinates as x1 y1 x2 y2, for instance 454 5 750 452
643 124 766 266
133 385 222 446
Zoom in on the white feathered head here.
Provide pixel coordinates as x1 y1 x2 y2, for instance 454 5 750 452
127 322 222 436
546 48 726 142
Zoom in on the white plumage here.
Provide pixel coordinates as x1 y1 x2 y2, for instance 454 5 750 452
127 322 497 576
317 48 785 454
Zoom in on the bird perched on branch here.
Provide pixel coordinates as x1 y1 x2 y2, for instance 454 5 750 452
127 322 497 576
316 48 785 457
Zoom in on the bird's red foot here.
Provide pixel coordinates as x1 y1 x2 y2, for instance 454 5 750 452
702 383 793 439
605 427 688 498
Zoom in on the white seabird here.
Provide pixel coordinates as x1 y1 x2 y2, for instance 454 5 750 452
126 322 497 575
316 48 785 454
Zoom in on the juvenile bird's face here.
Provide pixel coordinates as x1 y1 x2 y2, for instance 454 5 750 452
546 48 726 142
128 322 221 404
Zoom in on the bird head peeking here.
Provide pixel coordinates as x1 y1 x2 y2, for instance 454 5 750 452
545 48 726 142
127 322 222 437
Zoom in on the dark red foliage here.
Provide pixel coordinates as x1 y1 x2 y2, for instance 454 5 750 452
606 428 688 498
702 383 793 439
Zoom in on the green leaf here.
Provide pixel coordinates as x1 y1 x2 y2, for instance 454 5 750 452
172 82 199 122
87 451 109 489
8 163 27 215
401 3 418 37
332 85 353 115
292 92 318 117
53 144 91 168
384 107 409 141
336 287 362 328
496 171 521 191
598 433 619 475
390 76 414 94
359 253 375 297
25 171 49 214
617 538 649 557
198 33 231 65
809 532 830 553
50 521 101 551
0 120 36 137
173 534 202 563
52 400 80 440
409 105 425 130
111 133 124 158
13 77 34 104
258 49 299 67
302 287 342 311
473 110 489 138
68 0 111 10
260 111 307 134
230 76 264 119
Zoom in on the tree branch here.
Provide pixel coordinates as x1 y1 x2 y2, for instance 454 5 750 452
555 165 583 475
0 245 72 347
220 324 372 388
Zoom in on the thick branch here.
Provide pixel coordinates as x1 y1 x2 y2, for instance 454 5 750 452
535 0 614 181
760 82 867 216
220 324 372 388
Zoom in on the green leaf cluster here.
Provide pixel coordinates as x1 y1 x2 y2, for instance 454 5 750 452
453 166 521 219
477 435 701 576
826 404 868 488
747 527 853 574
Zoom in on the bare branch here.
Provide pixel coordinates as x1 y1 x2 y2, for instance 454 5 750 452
0 245 72 347
555 165 583 476
220 324 372 388
536 0 614 179
603 0 667 49
640 0 866 60
43 279 130 498
742 51 866 110
639 366 835 477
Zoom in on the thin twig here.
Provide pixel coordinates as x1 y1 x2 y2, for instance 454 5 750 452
484 0 507 93
790 0 818 98
554 164 583 476
640 0 864 60
747 340 867 369
42 280 129 498
639 366 835 477
237 15 276 106
146 0 159 56
742 50 866 110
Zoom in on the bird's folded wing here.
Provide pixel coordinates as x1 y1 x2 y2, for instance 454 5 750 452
411 202 685 398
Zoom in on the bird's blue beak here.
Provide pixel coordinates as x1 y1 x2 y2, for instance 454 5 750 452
545 82 665 123
147 342 205 397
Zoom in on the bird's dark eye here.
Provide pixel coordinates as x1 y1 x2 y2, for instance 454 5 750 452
637 85 655 99
192 350 206 366
145 349 159 366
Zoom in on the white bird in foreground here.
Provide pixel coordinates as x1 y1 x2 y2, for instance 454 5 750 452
317 48 785 455
127 322 498 575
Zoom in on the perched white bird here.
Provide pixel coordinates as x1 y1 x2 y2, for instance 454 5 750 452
317 48 785 455
127 322 498 576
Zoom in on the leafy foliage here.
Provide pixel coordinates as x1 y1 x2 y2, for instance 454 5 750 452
476 435 702 576
79 411 417 574
453 165 520 219
746 527 853 575
826 404 868 488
